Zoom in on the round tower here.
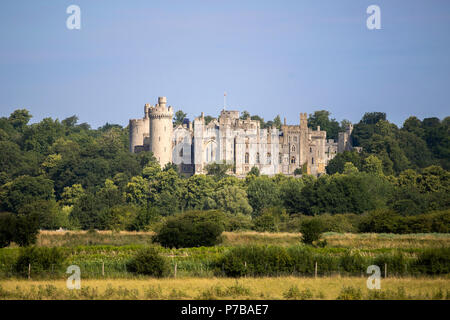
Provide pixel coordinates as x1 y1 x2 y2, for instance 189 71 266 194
129 104 150 153
149 97 174 166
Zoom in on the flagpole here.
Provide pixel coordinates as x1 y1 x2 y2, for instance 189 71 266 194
224 92 227 110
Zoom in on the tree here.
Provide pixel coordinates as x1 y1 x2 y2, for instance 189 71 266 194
240 111 250 120
248 166 260 177
247 176 281 216
0 175 55 213
326 151 363 175
9 109 32 130
279 178 305 213
300 219 325 245
154 210 225 248
308 110 340 140
205 162 233 180
362 155 383 175
0 212 15 247
213 185 252 215
273 115 282 129
181 175 215 210
343 162 359 175
173 110 187 126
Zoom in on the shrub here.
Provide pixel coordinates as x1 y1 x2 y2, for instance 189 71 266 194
217 245 292 277
126 247 170 277
14 247 66 277
253 212 278 232
358 209 401 233
336 286 363 300
154 210 224 248
411 248 450 275
339 251 368 274
300 218 325 245
373 252 409 276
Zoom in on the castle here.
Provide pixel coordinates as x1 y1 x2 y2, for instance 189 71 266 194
129 97 353 176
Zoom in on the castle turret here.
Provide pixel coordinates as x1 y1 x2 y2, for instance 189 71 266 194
149 97 174 166
129 104 150 153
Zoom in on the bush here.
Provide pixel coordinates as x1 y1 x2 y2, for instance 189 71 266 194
358 209 401 233
126 247 170 277
154 210 224 248
217 245 292 277
411 248 450 275
300 219 325 245
336 286 363 300
14 247 66 277
253 213 278 232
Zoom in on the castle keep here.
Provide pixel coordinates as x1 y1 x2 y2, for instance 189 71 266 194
129 97 353 176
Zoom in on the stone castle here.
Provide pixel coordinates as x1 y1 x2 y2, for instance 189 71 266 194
129 97 353 176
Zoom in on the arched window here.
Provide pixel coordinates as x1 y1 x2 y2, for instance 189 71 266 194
310 147 312 153
245 153 249 164
179 148 184 157
312 157 314 164
290 156 296 164
291 145 296 152
256 153 260 164
267 153 271 164
279 153 283 164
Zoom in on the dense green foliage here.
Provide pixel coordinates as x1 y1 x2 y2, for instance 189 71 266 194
299 219 325 245
14 247 65 277
216 246 450 277
0 109 449 247
126 247 170 277
154 211 225 248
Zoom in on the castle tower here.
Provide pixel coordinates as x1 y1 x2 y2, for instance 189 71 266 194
149 97 174 167
299 112 308 167
129 104 150 153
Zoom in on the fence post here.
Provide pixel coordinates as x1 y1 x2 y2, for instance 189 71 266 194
174 262 177 278
102 262 105 277
28 263 31 280
385 263 387 278
314 262 318 278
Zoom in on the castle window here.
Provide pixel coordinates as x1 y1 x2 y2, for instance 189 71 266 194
279 153 283 164
179 148 183 157
245 153 249 164
294 136 297 142
290 156 296 164
310 147 312 153
312 157 314 164
267 153 271 164
256 153 260 164
291 145 296 152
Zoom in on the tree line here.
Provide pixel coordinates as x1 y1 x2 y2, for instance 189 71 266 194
0 109 449 246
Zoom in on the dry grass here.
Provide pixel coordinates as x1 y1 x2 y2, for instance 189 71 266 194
32 230 450 249
0 277 448 300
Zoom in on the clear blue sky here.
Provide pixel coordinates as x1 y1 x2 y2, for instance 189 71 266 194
1 0 449 128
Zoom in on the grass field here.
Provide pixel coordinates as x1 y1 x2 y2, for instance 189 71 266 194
1 230 448 300
35 230 450 249
0 277 448 300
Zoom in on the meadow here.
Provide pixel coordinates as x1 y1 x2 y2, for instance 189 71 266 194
0 277 448 300
35 230 450 249
0 230 449 299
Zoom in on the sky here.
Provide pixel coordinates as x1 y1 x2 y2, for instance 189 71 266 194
0 0 449 128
